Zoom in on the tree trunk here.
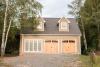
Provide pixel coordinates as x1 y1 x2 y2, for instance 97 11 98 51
1 0 8 57
4 19 12 53
81 19 88 50
97 24 100 50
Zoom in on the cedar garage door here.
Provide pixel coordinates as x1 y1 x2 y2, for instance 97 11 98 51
62 40 76 53
44 40 59 54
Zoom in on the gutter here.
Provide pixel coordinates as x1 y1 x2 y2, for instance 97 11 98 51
20 34 81 36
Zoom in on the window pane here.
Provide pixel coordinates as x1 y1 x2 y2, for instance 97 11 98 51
61 23 67 29
38 40 42 51
25 40 29 51
30 40 33 51
45 40 51 42
52 40 58 43
62 40 68 43
37 23 42 29
69 40 75 43
34 40 37 51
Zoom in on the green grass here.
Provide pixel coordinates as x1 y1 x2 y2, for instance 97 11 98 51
80 55 100 67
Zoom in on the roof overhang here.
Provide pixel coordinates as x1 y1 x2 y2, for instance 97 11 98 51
20 34 81 36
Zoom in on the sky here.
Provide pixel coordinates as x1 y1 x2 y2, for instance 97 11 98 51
37 0 73 18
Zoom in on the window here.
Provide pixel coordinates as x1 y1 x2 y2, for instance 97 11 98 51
25 40 29 51
62 40 75 43
38 40 42 51
52 40 58 43
62 40 68 43
24 39 42 52
33 40 42 51
37 23 43 29
34 40 37 51
61 22 68 29
45 40 51 42
69 40 75 43
30 40 33 51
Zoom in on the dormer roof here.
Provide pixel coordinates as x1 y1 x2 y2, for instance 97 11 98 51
37 16 45 23
58 17 70 23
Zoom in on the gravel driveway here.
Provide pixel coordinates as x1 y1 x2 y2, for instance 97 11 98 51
3 54 81 67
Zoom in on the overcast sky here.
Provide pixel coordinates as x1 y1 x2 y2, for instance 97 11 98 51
37 0 73 18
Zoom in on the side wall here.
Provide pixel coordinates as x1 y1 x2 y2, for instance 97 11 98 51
20 35 81 55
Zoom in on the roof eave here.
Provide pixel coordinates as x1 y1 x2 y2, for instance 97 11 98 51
20 34 81 36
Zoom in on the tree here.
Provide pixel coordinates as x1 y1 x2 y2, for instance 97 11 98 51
0 0 42 57
80 0 100 51
68 0 84 18
68 0 88 51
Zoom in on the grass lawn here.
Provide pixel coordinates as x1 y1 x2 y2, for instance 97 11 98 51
80 55 100 67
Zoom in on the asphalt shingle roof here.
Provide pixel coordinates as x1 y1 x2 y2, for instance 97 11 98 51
21 18 81 35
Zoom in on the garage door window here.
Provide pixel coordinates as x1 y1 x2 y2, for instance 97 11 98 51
45 40 51 42
62 40 68 43
69 40 75 43
52 40 58 43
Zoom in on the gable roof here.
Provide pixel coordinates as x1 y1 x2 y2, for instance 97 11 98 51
58 17 70 23
21 18 81 36
37 16 46 23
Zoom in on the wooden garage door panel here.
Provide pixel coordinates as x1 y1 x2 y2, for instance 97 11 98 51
52 43 58 54
69 44 75 53
44 40 59 54
43 43 52 53
62 42 76 53
62 44 70 53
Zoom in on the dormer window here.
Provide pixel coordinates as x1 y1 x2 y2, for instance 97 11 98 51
37 22 43 29
61 22 68 29
58 17 70 32
37 17 45 31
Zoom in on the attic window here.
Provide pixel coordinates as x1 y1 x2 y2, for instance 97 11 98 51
58 17 70 31
37 16 45 31
60 22 68 29
37 22 43 29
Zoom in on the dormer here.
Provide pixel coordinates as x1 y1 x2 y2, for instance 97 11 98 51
58 17 70 32
37 16 45 31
